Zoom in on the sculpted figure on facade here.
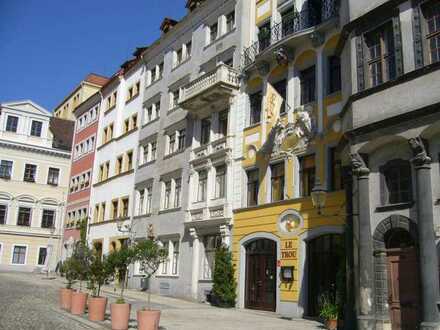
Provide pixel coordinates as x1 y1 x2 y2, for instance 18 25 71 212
350 152 369 176
408 136 431 166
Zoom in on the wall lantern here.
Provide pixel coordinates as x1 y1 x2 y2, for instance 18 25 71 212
281 266 294 282
311 178 327 215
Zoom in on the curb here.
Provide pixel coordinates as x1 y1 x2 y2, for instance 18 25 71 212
50 307 110 329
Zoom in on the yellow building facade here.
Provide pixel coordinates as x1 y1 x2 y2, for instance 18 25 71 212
233 0 344 319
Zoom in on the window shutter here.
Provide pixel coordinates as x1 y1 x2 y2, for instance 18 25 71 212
355 36 365 91
392 16 404 77
412 5 424 69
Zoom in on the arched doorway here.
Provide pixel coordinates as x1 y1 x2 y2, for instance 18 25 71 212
307 234 344 316
245 238 277 311
385 228 420 330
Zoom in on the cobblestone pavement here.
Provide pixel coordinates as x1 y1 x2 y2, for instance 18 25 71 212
0 271 324 330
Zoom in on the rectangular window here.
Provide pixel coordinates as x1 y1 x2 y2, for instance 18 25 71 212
17 207 31 226
146 186 153 214
328 56 341 94
169 133 176 154
112 200 119 219
158 62 164 80
178 129 186 151
273 80 287 113
47 168 59 186
6 116 18 132
219 110 228 137
215 165 226 199
138 190 145 215
299 154 316 197
172 241 179 275
121 198 129 218
300 66 316 105
197 171 208 202
210 23 218 43
176 48 183 66
424 1 440 64
247 169 259 206
37 247 47 266
127 151 133 171
30 121 43 137
226 11 235 32
0 160 13 179
174 178 182 208
41 209 55 228
151 141 157 161
186 41 192 58
161 241 169 274
271 162 285 202
258 22 271 51
0 204 7 224
329 147 343 191
171 89 180 109
12 246 27 264
201 118 211 145
116 156 123 175
164 181 172 209
202 235 221 280
249 92 262 125
23 164 37 182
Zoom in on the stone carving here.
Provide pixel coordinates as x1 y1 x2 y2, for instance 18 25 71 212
350 152 369 176
192 212 203 221
310 31 325 47
256 61 270 76
210 208 224 218
274 47 289 66
408 136 431 166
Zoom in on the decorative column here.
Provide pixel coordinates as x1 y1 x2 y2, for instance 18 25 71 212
219 224 231 247
408 137 440 330
189 227 200 301
351 152 376 330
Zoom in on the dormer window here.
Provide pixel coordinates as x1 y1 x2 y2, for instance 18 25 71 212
5 116 18 132
30 120 43 137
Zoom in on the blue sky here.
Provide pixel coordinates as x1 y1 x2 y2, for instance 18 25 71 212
0 0 187 111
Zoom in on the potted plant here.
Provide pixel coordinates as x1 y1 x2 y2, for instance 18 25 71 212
70 241 92 315
87 252 112 321
59 257 76 310
210 245 237 308
319 292 339 330
134 239 168 330
107 245 137 330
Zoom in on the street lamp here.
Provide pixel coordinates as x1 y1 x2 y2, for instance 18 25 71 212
311 178 327 215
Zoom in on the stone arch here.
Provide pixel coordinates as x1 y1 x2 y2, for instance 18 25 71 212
323 33 340 55
373 214 418 251
294 49 316 71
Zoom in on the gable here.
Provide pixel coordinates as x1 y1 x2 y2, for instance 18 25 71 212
2 100 51 117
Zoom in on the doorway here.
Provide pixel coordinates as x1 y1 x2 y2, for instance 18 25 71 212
245 238 277 312
385 229 420 330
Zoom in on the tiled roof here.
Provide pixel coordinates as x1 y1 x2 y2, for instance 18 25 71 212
84 73 109 86
49 117 75 151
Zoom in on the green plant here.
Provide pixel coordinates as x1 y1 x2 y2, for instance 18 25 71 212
70 241 93 291
134 239 168 310
211 245 237 307
88 253 112 297
106 245 137 304
61 257 77 289
319 292 339 321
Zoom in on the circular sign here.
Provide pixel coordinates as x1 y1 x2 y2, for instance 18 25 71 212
277 209 304 236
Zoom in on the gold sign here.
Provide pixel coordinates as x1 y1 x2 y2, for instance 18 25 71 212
265 83 283 125
281 240 297 260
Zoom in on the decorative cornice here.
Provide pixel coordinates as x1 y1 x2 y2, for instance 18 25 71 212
0 140 71 159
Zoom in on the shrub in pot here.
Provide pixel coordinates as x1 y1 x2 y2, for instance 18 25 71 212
211 245 237 308
88 253 112 321
70 241 92 315
59 257 76 310
134 238 168 330
319 292 339 330
107 245 137 330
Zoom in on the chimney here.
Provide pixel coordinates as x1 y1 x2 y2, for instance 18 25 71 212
160 17 178 34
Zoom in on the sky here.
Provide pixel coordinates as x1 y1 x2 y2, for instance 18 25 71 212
0 0 187 111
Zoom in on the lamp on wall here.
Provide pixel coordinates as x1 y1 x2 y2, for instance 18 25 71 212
311 178 327 215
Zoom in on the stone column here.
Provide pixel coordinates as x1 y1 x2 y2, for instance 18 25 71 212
351 152 376 329
409 137 440 330
189 228 200 301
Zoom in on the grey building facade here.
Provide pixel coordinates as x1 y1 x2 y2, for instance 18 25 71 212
339 0 440 329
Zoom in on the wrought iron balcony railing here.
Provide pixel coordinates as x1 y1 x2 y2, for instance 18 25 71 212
241 0 338 68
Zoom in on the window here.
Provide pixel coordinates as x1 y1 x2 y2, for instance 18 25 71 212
47 168 59 186
0 160 13 179
37 247 47 266
157 62 164 81
186 41 192 58
271 162 285 202
226 11 235 32
249 92 262 125
202 235 221 280
364 22 396 87
6 116 18 132
210 22 218 43
146 185 153 214
151 141 157 161
219 111 228 137
112 200 119 219
164 181 171 209
121 198 129 218
197 171 208 202
273 79 287 113
17 207 31 226
161 241 169 274
30 121 43 137
171 89 180 109
124 119 130 133
300 66 316 104
380 159 412 205
116 156 123 175
215 165 226 199
328 56 341 94
423 1 440 64
174 178 182 208
329 147 343 191
247 169 259 206
127 151 133 171
168 133 176 154
299 154 316 197
201 118 211 145
172 241 179 275
258 22 271 51
176 48 183 66
23 164 37 182
12 246 27 265
177 129 186 151
138 190 145 215
0 204 7 224
41 209 55 228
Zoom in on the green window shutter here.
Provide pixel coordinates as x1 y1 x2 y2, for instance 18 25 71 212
392 16 404 77
412 5 424 69
355 36 365 91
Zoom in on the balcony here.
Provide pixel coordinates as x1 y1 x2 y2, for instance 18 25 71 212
241 0 338 69
190 137 231 163
179 63 240 115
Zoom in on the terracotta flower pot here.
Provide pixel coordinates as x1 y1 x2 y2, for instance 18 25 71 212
88 296 108 321
326 319 338 330
71 291 88 315
111 303 131 330
137 309 161 330
59 288 72 310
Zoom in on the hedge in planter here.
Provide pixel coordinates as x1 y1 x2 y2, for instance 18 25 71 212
211 245 237 308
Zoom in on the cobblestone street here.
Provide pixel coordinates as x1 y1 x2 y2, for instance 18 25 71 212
0 272 323 330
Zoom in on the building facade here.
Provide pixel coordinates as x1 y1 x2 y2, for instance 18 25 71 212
53 73 109 121
339 0 440 329
130 0 246 302
232 0 345 320
0 100 73 272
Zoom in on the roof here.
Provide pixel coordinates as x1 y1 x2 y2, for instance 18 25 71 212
160 17 179 33
84 73 109 87
1 100 51 117
49 117 75 151
186 0 205 11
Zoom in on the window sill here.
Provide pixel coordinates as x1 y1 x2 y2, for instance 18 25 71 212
125 93 140 105
198 279 213 283
158 207 181 214
97 139 115 151
163 149 185 160
375 201 414 212
133 213 152 220
156 274 179 279
203 28 236 51
138 160 156 169
147 78 162 89
167 106 180 114
104 105 116 115
172 57 191 71
142 117 160 128
116 127 138 141
244 122 261 130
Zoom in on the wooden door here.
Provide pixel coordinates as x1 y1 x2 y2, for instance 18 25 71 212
387 247 420 330
245 239 276 312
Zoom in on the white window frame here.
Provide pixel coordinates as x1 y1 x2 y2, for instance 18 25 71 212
40 208 56 229
0 203 8 225
23 162 38 183
10 244 28 265
36 245 48 266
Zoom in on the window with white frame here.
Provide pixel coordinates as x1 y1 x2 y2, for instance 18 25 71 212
23 164 37 182
161 241 169 274
170 88 181 109
174 178 182 208
37 247 47 266
11 245 27 265
197 170 208 202
160 239 180 275
41 209 55 228
143 101 160 125
209 22 218 43
226 11 235 33
163 181 172 210
0 204 7 224
146 184 153 215
140 140 157 165
215 165 226 199
202 235 222 280
30 120 43 137
0 160 13 179
137 189 145 215
17 207 31 226
6 115 19 132
47 167 60 186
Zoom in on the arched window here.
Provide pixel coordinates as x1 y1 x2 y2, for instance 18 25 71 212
380 159 412 205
